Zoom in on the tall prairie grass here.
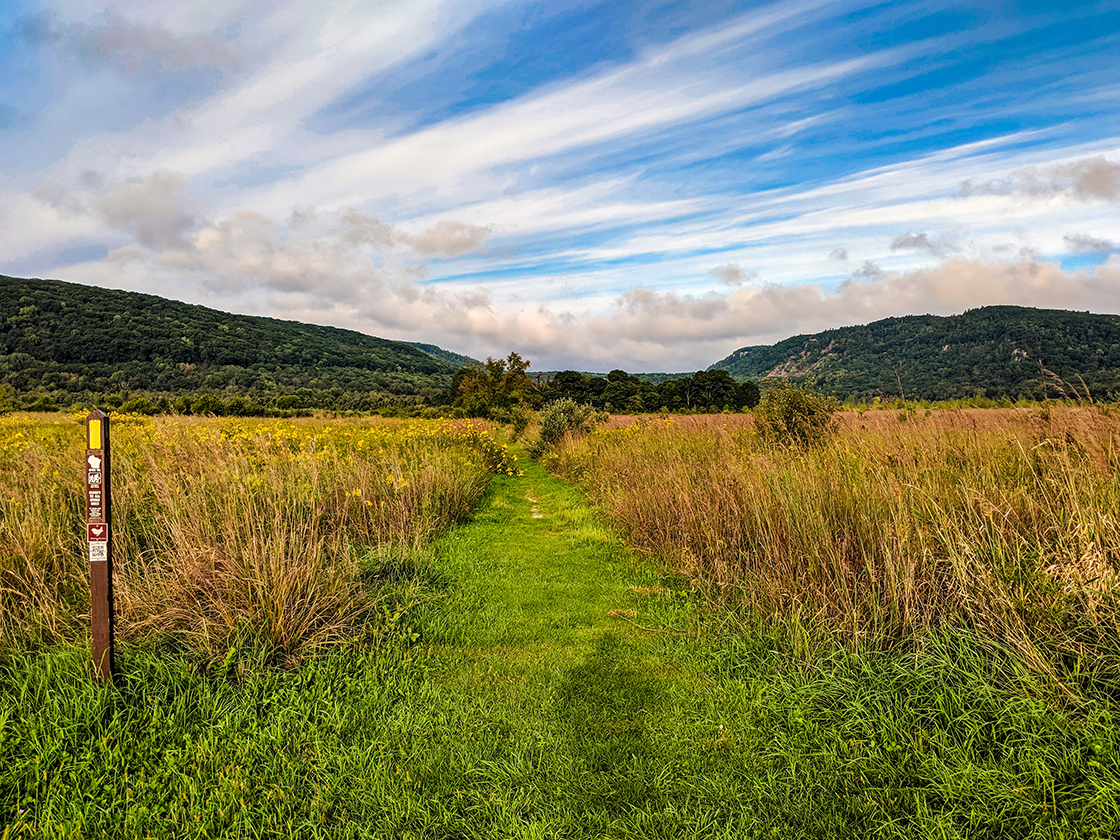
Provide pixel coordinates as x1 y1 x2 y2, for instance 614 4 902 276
546 407 1120 688
0 413 511 658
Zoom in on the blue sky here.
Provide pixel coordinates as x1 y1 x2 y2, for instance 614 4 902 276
2 0 1119 370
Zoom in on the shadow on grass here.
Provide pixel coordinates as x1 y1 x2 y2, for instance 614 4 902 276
553 632 667 814
361 546 451 592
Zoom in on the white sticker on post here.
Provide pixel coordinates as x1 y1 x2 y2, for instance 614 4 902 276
88 523 108 562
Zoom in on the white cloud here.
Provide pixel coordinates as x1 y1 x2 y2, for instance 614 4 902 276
1063 233 1115 253
890 231 955 258
250 9 882 213
338 208 394 250
399 221 491 258
96 171 203 249
960 156 1120 202
709 263 757 286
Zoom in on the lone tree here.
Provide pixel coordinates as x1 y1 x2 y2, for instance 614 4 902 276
453 352 537 432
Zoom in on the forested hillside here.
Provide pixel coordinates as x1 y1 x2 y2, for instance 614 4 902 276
1 275 457 411
403 342 480 369
710 306 1120 401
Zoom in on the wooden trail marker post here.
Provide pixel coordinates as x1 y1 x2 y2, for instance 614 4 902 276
85 409 115 684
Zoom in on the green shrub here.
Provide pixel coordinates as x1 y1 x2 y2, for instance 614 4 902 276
25 394 58 412
754 380 838 447
528 398 606 457
508 405 531 440
118 396 157 415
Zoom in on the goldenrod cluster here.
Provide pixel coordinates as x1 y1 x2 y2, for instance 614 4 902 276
0 413 515 473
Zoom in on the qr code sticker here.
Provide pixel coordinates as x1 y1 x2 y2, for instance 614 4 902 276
89 541 108 562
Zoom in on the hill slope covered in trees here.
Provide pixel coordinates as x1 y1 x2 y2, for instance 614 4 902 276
1 275 458 410
709 306 1120 401
403 342 480 369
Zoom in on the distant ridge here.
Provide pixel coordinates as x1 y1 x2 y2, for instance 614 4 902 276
0 275 462 406
709 305 1120 401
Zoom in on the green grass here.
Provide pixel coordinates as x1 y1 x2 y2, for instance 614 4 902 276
4 450 1119 837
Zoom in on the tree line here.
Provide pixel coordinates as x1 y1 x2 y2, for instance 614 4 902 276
449 354 760 425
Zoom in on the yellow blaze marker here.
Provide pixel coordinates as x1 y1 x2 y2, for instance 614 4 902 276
88 418 102 449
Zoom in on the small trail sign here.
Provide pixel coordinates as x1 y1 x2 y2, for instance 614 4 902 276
85 409 115 684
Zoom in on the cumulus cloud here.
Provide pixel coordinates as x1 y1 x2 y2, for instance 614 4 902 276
18 12 240 77
33 170 203 249
828 247 848 261
287 207 317 228
709 262 757 286
300 255 1120 369
332 211 491 257
339 208 395 250
615 287 728 322
891 232 934 254
850 260 885 280
33 172 492 276
960 155 1120 203
32 182 88 218
43 196 1120 370
398 220 491 258
97 171 203 250
890 231 954 257
1063 233 1115 253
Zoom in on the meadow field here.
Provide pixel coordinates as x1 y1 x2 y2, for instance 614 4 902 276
3 407 1119 837
0 413 512 658
547 406 1120 694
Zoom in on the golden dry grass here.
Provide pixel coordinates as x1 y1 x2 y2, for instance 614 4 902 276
0 413 511 657
546 406 1120 681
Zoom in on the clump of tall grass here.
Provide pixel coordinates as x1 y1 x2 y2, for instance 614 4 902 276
754 380 838 447
546 408 1120 691
0 414 509 659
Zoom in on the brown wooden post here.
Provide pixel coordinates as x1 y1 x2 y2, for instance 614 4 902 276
85 409 114 684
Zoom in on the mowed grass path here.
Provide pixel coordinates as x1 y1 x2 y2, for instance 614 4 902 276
369 450 1112 839
399 450 723 837
5 448 1115 838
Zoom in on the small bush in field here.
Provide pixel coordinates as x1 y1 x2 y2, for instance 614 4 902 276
529 398 606 457
754 380 838 447
508 405 531 440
